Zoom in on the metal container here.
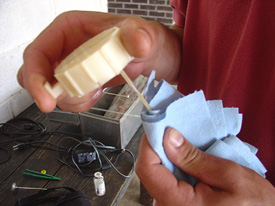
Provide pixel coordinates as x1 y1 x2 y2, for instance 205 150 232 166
48 76 147 149
79 84 144 149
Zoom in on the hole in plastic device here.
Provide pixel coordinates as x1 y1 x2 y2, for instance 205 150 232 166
44 27 134 99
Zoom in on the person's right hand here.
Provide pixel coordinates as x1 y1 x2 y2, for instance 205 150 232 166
17 11 182 113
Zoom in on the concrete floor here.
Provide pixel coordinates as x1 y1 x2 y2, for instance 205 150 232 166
118 173 143 206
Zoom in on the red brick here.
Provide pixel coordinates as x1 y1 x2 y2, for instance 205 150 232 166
165 12 173 18
149 0 166 5
108 3 123 8
132 0 148 3
149 11 165 17
116 0 131 2
124 3 139 9
140 5 156 10
157 6 173 12
133 10 148 16
117 9 132 14
108 8 116 13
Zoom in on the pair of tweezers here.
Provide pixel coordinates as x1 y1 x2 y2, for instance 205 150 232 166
23 169 61 181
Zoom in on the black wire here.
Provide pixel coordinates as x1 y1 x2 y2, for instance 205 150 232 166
57 137 103 177
0 118 136 177
0 117 47 144
0 118 80 153
0 118 47 164
0 117 46 135
14 141 68 152
0 118 76 163
0 146 10 164
56 136 135 178
99 149 135 178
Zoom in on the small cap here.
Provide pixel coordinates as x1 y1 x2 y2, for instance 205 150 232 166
94 172 103 178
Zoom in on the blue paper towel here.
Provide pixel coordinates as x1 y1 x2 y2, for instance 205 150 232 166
141 71 267 184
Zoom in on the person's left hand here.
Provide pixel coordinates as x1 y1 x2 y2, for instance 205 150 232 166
136 128 275 206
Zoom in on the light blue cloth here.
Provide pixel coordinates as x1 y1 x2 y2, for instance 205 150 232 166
141 71 267 185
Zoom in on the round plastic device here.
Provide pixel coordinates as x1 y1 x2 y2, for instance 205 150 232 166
44 27 134 99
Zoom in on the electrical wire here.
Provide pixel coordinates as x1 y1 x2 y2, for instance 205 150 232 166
0 118 136 178
13 141 68 152
99 149 135 178
0 146 10 164
57 136 135 178
0 118 47 164
0 117 47 144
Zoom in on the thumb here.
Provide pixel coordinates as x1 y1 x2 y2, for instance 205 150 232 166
163 128 243 190
119 17 153 58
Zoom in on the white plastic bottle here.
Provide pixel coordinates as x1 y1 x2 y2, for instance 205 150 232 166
93 172 106 196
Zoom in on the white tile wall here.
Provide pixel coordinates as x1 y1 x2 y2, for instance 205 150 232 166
55 0 108 15
9 90 33 118
0 0 55 52
0 101 12 124
0 0 108 124
0 41 30 102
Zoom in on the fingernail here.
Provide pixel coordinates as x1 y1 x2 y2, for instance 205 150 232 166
169 129 184 148
92 89 102 100
137 28 152 47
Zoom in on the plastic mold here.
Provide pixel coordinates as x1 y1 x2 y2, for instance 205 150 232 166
44 27 134 99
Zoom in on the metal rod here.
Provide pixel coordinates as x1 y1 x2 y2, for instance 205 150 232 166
89 107 140 118
103 90 130 99
11 183 47 191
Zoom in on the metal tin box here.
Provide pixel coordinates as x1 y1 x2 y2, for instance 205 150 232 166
79 84 145 149
48 76 147 149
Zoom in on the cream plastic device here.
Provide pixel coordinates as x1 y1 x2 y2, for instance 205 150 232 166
44 27 134 99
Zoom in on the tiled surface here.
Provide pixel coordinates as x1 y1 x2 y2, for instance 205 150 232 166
55 0 108 15
0 89 33 124
0 41 29 101
0 0 55 52
9 89 33 118
0 102 12 124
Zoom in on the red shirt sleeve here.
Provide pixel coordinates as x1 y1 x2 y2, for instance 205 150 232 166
170 0 188 27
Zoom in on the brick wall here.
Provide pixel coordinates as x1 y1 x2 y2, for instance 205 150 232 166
108 0 174 26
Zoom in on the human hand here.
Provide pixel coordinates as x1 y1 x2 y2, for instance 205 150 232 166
136 128 275 206
17 11 182 113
